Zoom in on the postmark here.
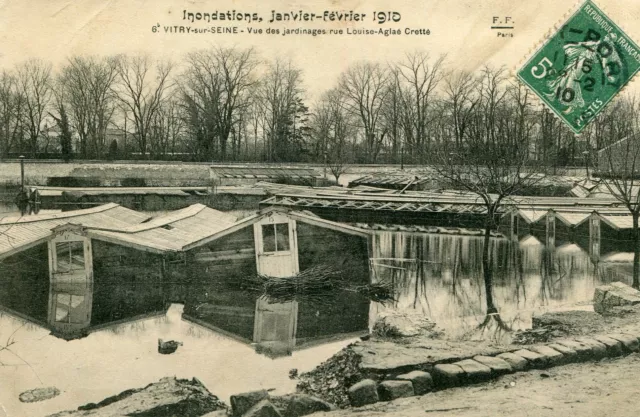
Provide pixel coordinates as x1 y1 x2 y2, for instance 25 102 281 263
518 0 640 133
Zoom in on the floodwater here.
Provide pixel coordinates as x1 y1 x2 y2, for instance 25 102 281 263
0 304 354 417
370 231 631 341
0 207 633 416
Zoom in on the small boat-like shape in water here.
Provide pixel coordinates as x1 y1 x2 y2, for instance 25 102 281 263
158 338 183 354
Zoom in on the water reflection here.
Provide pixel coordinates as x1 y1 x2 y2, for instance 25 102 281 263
0 229 634 348
49 281 93 338
0 246 370 356
0 240 167 340
253 299 297 357
184 289 371 358
370 231 631 342
0 303 356 417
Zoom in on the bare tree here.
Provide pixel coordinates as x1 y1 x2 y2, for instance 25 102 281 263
324 90 354 183
433 66 546 314
381 70 404 164
597 95 640 288
0 70 26 157
312 89 355 183
246 93 266 161
116 54 174 157
181 47 259 161
48 79 73 162
259 57 307 162
338 62 390 163
311 91 333 164
443 70 477 147
57 56 119 158
394 52 446 163
16 59 52 157
149 97 185 158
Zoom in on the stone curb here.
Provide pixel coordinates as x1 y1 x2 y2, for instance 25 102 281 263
347 332 640 408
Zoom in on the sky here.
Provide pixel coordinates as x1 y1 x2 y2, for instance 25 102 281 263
1 0 640 100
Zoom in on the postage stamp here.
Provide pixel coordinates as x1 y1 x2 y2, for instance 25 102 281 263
518 0 640 133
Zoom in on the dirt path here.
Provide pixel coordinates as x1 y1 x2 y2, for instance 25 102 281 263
315 353 640 417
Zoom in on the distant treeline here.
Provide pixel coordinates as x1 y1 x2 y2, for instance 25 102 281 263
0 48 635 168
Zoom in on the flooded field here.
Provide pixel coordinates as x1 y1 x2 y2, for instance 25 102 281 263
0 205 632 416
370 231 630 341
0 304 354 417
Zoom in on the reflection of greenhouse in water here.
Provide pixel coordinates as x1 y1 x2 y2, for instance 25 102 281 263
369 229 632 339
1 199 637 348
0 203 371 355
185 290 370 358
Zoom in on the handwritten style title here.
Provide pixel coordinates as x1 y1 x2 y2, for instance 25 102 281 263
182 9 402 24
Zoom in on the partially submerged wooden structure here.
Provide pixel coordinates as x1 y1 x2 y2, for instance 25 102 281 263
27 184 272 213
513 207 637 261
210 165 320 187
259 189 640 265
261 192 509 227
349 172 439 191
27 186 209 212
0 204 371 346
260 191 624 229
349 172 587 195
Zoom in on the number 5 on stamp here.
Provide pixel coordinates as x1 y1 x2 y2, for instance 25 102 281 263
517 0 640 133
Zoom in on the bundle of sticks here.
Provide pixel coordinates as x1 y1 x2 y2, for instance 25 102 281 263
242 264 396 305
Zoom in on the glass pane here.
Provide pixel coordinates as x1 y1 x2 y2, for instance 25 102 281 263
275 223 290 251
262 224 276 252
56 241 85 273
55 242 71 273
55 293 71 323
68 295 86 324
69 241 85 271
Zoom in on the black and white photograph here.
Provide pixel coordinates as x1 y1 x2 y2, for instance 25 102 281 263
1 0 640 416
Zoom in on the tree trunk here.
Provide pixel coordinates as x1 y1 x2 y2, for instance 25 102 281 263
633 212 639 289
483 208 498 314
220 132 228 161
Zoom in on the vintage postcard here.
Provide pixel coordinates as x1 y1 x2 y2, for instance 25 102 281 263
2 1 640 416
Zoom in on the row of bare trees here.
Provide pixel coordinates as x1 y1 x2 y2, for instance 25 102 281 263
0 56 172 160
308 53 600 179
0 48 635 166
0 49 308 161
0 60 52 158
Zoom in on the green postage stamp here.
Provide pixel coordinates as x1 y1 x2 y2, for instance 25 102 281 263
518 0 640 133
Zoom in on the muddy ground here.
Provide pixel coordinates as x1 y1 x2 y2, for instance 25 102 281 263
310 352 640 417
